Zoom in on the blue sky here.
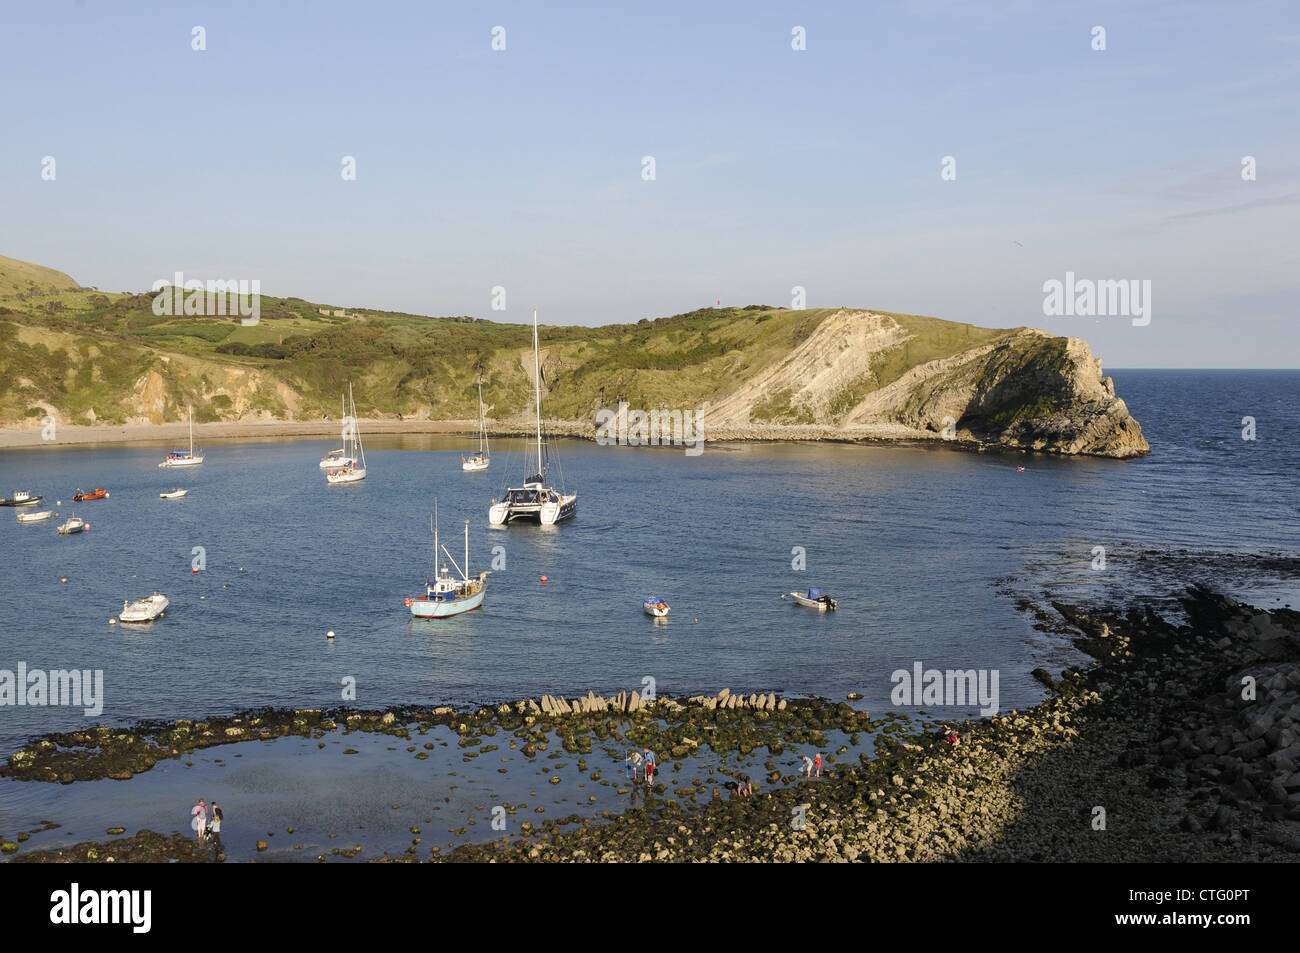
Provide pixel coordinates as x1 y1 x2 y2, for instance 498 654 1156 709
2 0 1297 366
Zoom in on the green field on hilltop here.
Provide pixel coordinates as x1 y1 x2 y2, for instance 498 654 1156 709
0 254 1032 427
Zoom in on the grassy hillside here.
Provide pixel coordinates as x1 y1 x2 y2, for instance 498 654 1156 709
0 255 1024 428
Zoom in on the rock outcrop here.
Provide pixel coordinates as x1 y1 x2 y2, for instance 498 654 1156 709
699 311 1148 458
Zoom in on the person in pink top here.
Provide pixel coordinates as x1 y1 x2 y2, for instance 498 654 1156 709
191 798 207 843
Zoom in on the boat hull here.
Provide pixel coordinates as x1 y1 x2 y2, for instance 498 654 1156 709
160 457 203 468
17 510 52 523
159 490 188 499
462 456 490 472
490 493 576 525
788 592 836 611
326 467 367 484
643 601 670 618
119 594 169 623
409 586 486 618
57 520 86 534
1 495 42 507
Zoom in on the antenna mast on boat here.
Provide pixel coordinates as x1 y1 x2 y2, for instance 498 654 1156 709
533 309 543 479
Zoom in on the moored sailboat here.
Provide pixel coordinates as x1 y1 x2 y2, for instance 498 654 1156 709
160 406 204 468
462 380 491 472
325 383 367 484
320 394 357 469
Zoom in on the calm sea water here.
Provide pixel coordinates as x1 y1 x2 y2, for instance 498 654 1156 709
1 369 1297 857
0 370 1296 758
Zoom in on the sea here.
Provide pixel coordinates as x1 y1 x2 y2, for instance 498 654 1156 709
0 369 1296 858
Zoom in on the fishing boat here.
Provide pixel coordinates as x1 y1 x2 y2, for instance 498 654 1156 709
786 588 837 611
320 395 357 469
643 598 670 618
119 593 169 623
57 516 86 535
0 491 43 507
462 381 491 472
159 488 188 499
406 503 489 618
16 509 53 523
72 487 109 502
325 384 367 484
488 310 576 526
160 406 204 468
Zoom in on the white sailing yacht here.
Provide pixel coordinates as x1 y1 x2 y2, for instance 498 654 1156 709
320 393 357 469
325 383 367 484
462 380 490 471
159 406 204 468
488 310 576 526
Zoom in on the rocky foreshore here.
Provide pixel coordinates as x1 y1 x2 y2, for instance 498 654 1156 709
6 587 1299 862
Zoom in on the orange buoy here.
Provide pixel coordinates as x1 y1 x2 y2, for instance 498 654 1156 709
60 577 68 584
540 575 548 583
192 567 199 574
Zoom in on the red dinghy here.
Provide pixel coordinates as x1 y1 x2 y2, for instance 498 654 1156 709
72 487 109 501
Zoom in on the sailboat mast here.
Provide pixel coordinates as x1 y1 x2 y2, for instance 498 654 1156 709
350 382 366 468
478 380 487 454
434 500 440 574
188 405 194 455
533 309 542 477
464 520 469 580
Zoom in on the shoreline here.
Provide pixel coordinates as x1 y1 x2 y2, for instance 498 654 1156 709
6 586 1300 862
0 417 1046 458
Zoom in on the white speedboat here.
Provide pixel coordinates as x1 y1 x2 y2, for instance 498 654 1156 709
119 593 169 623
407 503 488 618
0 491 43 507
489 310 576 526
462 381 491 471
16 509 53 523
643 598 670 618
786 588 837 611
325 384 367 484
160 406 204 468
159 488 188 499
57 516 86 535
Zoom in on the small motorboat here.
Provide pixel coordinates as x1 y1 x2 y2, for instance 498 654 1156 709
159 488 188 499
643 598 670 618
0 491 43 507
17 509 53 523
72 488 109 502
57 516 86 534
786 587 837 611
119 593 169 623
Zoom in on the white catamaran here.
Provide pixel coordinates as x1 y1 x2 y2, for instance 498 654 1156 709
407 502 489 618
489 309 576 526
462 380 491 472
325 383 367 484
160 406 204 468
